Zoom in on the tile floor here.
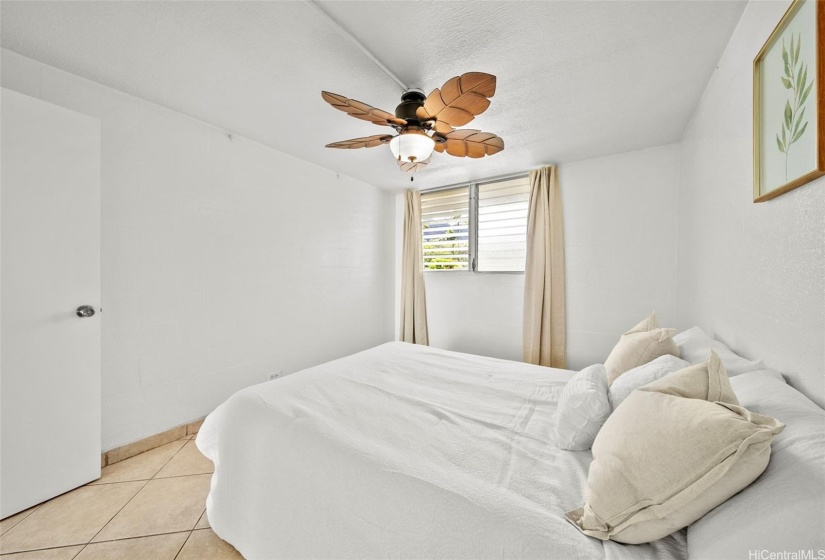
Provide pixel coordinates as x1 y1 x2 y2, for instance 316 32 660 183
0 434 243 559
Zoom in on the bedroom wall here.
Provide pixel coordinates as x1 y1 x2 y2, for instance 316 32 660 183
1 49 396 450
397 144 681 369
676 0 825 407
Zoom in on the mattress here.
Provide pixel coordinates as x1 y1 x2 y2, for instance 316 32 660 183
197 342 687 559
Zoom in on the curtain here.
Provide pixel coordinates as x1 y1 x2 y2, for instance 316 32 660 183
399 190 429 345
523 166 566 367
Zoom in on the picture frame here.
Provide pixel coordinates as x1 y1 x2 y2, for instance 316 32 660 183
753 0 825 202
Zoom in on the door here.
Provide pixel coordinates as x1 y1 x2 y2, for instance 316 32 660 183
1 88 101 518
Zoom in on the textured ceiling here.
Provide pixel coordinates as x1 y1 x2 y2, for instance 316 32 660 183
0 1 745 191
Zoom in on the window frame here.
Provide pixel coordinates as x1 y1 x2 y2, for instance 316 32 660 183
421 172 529 274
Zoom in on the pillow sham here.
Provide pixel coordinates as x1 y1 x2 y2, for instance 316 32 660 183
566 352 784 544
608 354 689 410
604 312 680 386
673 326 767 376
687 371 824 559
555 364 611 451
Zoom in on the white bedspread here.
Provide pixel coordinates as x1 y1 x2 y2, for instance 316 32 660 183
197 342 686 560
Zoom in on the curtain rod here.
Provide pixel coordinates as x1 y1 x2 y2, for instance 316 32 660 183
418 170 532 194
305 0 408 93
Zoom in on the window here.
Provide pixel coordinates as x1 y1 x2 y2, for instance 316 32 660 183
421 186 470 270
421 175 530 272
477 177 530 271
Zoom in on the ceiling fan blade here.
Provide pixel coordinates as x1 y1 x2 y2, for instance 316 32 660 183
416 72 496 130
433 129 504 158
321 91 407 127
398 156 431 173
325 134 393 149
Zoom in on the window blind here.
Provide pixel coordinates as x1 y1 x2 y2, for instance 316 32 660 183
421 186 470 270
477 177 530 272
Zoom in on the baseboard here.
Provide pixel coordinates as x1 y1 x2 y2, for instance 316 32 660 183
101 417 205 468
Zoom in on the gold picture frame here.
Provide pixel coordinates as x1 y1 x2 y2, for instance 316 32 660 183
753 0 825 202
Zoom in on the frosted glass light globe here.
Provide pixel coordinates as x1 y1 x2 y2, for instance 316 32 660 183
390 130 435 163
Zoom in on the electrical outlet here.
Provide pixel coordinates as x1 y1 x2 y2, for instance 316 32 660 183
267 370 282 382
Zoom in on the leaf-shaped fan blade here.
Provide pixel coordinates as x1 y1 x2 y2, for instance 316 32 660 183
321 91 407 127
432 130 504 158
398 156 431 173
326 135 393 149
416 73 496 130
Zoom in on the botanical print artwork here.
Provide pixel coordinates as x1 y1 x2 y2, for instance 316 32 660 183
755 0 822 201
775 33 813 181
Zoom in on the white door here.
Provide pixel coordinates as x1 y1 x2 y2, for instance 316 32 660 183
1 88 101 518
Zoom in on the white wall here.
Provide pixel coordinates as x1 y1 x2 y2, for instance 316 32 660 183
402 144 681 369
2 49 395 450
676 1 825 407
424 272 525 362
564 145 681 367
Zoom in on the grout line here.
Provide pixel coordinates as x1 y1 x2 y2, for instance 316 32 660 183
87 478 153 486
194 509 207 529
93 436 191 483
0 543 85 556
152 471 214 481
173 530 194 560
174 503 209 560
86 440 188 545
0 504 41 537
0 442 212 557
84 479 152 546
77 529 192 546
0 476 143 545
103 419 203 468
0 530 196 557
88 470 213 487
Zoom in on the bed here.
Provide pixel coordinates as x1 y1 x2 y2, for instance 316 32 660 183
197 342 687 559
197 341 825 559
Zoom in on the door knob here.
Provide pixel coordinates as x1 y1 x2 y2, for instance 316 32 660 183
76 305 96 318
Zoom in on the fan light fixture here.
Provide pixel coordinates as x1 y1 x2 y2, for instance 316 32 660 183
322 72 504 178
389 129 435 163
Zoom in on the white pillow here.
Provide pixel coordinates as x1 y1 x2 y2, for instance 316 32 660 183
687 371 825 559
673 327 766 376
608 354 690 410
555 364 611 451
604 312 680 386
567 353 784 544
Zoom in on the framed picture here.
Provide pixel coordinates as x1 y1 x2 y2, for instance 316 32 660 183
753 0 824 202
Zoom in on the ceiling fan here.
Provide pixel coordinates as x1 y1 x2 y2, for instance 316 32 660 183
322 72 504 178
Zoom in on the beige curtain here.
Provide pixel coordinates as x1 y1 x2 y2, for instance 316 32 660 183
523 166 566 368
399 190 429 345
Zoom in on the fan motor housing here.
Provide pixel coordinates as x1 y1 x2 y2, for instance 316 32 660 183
395 90 426 122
